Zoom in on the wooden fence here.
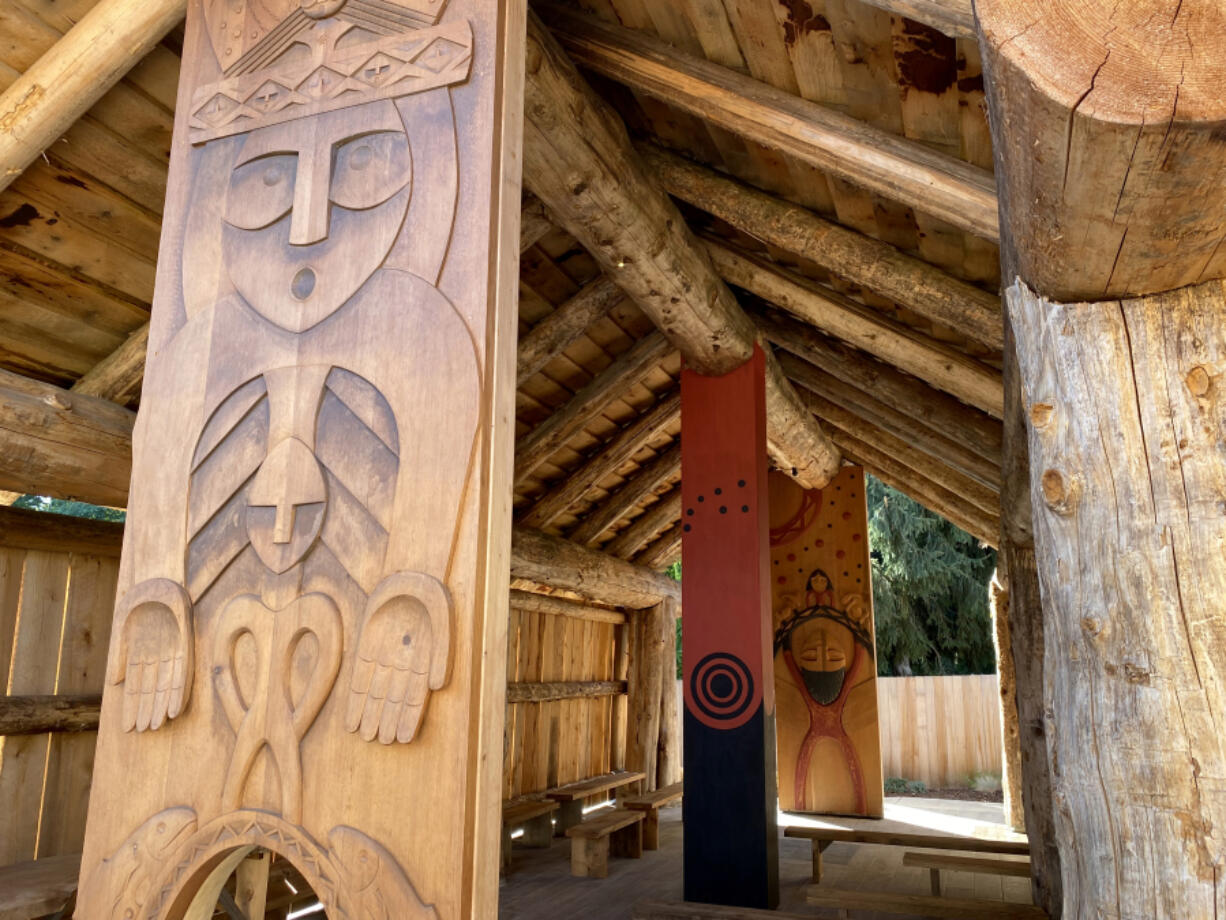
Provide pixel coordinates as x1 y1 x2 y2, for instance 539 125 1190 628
877 674 1004 787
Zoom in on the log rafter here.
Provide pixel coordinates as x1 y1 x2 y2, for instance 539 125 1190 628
569 442 681 547
603 485 683 561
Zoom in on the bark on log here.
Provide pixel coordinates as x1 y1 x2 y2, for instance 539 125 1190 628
657 608 681 788
977 0 1226 300
516 276 624 385
707 241 1003 417
540 4 998 241
0 369 134 507
510 526 681 609
569 443 681 547
0 505 123 557
778 349 1000 492
758 309 1002 466
507 589 627 625
0 0 185 194
519 393 679 531
1010 276 1226 918
990 570 1026 832
522 12 839 489
627 598 672 793
643 145 1002 351
506 681 626 703
70 322 149 406
0 695 101 735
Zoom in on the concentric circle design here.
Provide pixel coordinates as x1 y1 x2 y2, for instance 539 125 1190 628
690 652 755 722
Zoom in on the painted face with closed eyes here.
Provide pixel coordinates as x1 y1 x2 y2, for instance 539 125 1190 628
221 100 412 332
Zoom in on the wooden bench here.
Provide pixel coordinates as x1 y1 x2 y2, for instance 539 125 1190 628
784 825 1030 883
806 887 1047 918
565 807 644 878
0 855 80 920
501 798 560 873
544 770 646 836
903 850 1031 896
623 781 683 850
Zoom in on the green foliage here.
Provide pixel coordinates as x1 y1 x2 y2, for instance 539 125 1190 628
867 476 996 676
12 495 126 522
667 561 683 679
884 777 927 795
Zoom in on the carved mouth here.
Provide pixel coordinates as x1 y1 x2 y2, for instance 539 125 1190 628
292 267 317 300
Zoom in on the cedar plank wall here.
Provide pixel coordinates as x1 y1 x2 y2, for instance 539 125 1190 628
0 529 118 863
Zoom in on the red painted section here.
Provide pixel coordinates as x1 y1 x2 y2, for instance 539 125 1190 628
681 346 773 732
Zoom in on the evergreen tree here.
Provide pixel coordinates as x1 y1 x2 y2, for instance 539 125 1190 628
867 475 996 676
12 494 126 522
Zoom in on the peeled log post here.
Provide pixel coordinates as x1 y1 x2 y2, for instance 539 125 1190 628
657 606 681 789
990 571 1025 832
1009 278 1226 918
0 695 102 735
0 0 186 194
627 597 671 793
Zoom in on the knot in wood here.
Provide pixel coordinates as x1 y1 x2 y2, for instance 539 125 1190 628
1029 402 1055 428
1040 468 1077 515
1080 616 1102 637
1123 662 1150 685
1186 365 1211 397
43 392 71 411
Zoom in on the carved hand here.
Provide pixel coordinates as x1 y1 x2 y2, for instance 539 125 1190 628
346 571 452 745
107 579 194 733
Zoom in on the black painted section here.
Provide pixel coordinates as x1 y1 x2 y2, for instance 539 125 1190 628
682 704 780 909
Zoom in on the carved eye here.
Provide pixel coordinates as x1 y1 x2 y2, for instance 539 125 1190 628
330 131 411 211
225 153 297 230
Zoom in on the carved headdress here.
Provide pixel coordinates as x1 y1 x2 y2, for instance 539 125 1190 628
190 0 471 143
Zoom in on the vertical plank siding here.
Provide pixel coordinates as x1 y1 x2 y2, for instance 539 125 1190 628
877 674 1003 787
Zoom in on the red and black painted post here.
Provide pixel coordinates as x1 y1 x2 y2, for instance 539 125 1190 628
680 346 780 909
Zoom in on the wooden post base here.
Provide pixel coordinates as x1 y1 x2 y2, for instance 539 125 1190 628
520 813 553 848
556 800 583 837
642 810 660 850
809 839 832 883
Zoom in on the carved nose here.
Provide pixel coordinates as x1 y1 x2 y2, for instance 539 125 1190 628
289 149 332 245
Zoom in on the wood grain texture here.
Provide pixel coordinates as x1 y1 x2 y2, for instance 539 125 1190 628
0 694 102 735
516 276 623 386
978 0 1226 300
70 320 149 405
1010 276 1226 919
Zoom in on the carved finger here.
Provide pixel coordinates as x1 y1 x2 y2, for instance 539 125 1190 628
168 653 187 720
378 666 413 744
396 673 430 744
149 657 174 731
122 661 142 732
359 664 393 743
136 659 157 732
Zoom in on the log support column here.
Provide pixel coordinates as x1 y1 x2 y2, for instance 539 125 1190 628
681 347 779 909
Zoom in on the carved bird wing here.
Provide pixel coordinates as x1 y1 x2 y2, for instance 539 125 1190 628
107 579 194 732
345 572 451 745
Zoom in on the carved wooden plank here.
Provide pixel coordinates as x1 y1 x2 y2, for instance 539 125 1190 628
516 276 623 386
77 2 525 917
569 442 681 547
515 331 672 485
0 695 102 735
540 4 998 241
644 145 1002 351
522 11 839 490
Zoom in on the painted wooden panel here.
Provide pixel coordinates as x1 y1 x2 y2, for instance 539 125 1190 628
77 1 524 916
769 465 883 817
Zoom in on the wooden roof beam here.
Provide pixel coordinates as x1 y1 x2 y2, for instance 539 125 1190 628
856 0 974 39
0 0 184 194
519 392 679 530
539 4 998 242
642 145 1002 351
519 194 554 253
523 12 840 489
568 441 681 547
633 522 683 572
708 239 1003 417
516 276 623 386
70 321 149 406
602 484 683 561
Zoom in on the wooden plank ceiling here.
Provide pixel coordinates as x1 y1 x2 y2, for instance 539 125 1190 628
0 0 1003 565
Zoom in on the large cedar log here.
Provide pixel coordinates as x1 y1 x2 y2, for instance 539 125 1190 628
0 695 102 735
1010 277 1226 917
0 369 134 507
977 0 1226 300
70 322 149 406
657 607 681 789
627 597 672 793
642 145 1002 351
522 12 839 489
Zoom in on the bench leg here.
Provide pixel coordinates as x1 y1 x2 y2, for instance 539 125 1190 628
501 827 513 876
572 837 610 878
641 810 660 850
555 801 582 837
521 813 553 848
811 839 832 883
929 867 942 896
610 822 643 859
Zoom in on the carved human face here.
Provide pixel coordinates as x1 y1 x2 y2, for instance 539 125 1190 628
222 100 412 332
790 618 854 705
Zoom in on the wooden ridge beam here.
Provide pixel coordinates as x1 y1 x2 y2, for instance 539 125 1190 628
510 525 681 609
778 349 1000 491
508 589 627 625
514 331 671 486
0 368 134 507
707 240 1003 417
757 308 1002 467
517 276 623 386
539 4 998 242
519 392 679 530
70 321 149 406
523 11 839 489
569 442 681 546
603 485 682 561
0 695 101 735
0 0 185 194
506 681 626 703
633 522 683 572
642 145 1002 351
